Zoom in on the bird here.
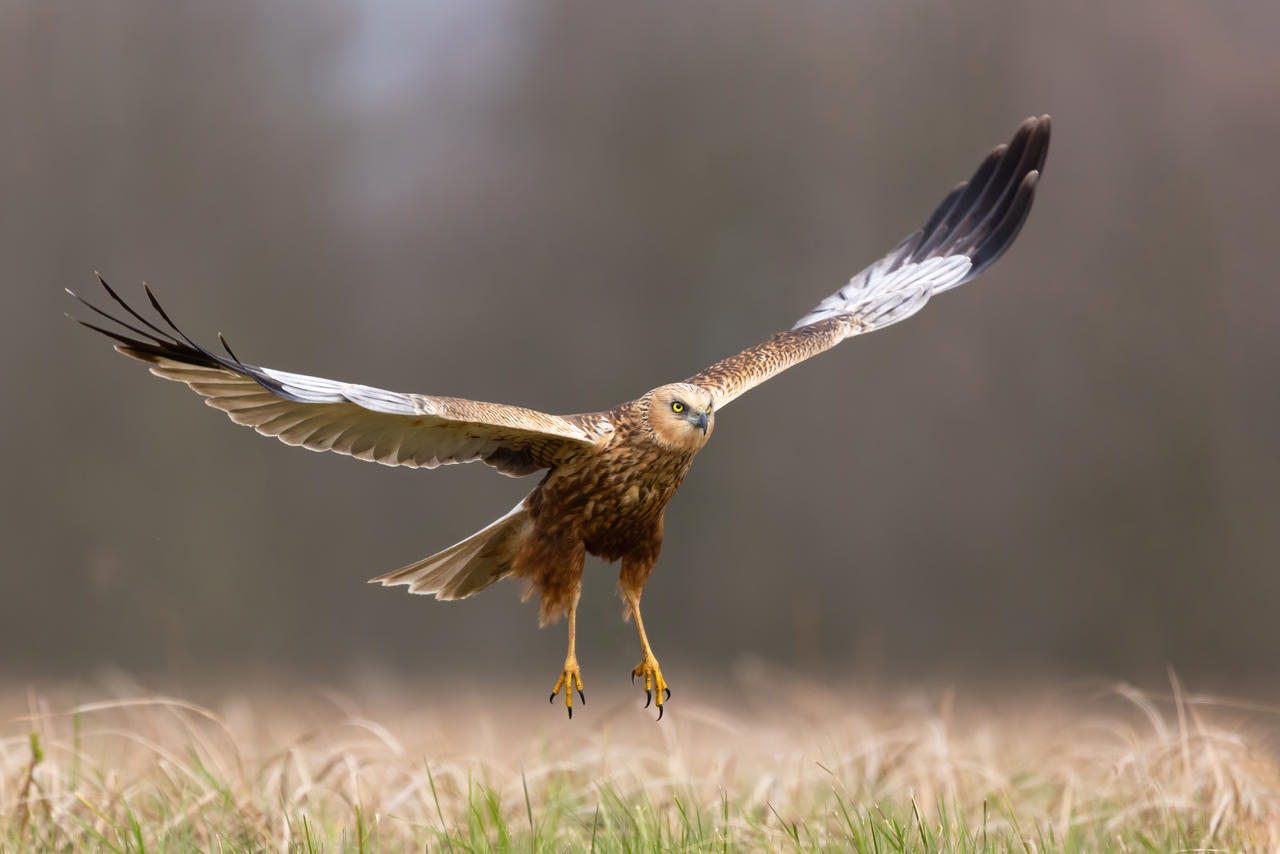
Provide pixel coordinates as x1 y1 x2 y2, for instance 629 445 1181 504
70 115 1050 720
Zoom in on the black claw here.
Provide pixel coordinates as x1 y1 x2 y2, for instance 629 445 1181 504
567 706 573 719
631 671 636 685
657 704 665 722
577 688 586 705
549 692 556 704
664 687 672 702
644 689 652 709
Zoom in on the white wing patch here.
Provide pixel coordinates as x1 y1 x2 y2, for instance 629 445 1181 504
260 367 429 415
793 253 973 331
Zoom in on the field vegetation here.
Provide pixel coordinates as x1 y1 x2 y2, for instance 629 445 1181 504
2 672 1278 852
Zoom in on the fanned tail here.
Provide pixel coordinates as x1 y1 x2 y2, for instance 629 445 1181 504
370 501 531 599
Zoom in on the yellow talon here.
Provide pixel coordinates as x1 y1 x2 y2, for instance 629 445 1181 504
631 655 670 719
549 659 585 719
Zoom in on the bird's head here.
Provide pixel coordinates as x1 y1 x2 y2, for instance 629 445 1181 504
646 383 715 450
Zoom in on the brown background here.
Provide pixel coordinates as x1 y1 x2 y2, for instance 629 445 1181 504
4 1 1277 690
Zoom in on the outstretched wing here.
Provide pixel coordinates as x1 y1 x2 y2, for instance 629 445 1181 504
70 278 610 476
688 115 1050 410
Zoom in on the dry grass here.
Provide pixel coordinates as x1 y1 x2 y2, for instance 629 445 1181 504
2 670 1279 852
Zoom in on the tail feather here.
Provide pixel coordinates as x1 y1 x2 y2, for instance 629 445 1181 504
370 501 531 599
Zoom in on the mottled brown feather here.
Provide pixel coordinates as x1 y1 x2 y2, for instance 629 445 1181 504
685 317 853 409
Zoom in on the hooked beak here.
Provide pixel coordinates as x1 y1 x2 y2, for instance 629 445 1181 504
694 412 709 434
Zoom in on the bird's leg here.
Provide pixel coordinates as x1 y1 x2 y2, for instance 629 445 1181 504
549 587 585 718
627 595 670 720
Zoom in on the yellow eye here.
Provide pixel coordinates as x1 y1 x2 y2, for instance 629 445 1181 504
671 401 685 413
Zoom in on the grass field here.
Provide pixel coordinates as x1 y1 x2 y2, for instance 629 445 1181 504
3 671 1278 852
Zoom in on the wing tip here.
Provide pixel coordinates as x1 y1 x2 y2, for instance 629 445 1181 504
796 113 1051 327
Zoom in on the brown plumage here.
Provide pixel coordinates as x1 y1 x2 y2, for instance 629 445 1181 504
71 116 1050 719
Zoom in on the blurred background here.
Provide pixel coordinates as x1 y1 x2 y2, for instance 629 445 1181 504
3 1 1277 693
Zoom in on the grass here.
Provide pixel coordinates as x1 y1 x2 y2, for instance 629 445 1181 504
2 671 1278 852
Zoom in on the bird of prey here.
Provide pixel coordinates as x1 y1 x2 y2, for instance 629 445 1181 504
72 116 1050 720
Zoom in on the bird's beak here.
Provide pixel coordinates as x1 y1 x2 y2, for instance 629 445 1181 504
695 412 709 434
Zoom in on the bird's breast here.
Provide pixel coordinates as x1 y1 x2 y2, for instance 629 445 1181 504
532 440 697 560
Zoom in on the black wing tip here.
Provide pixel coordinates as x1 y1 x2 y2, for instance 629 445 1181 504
907 114 1050 276
1014 113 1052 137
69 276 323 406
69 275 245 373
95 272 124 303
1011 115 1052 178
217 331 244 365
1001 115 1052 169
142 283 175 327
967 168 1042 277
